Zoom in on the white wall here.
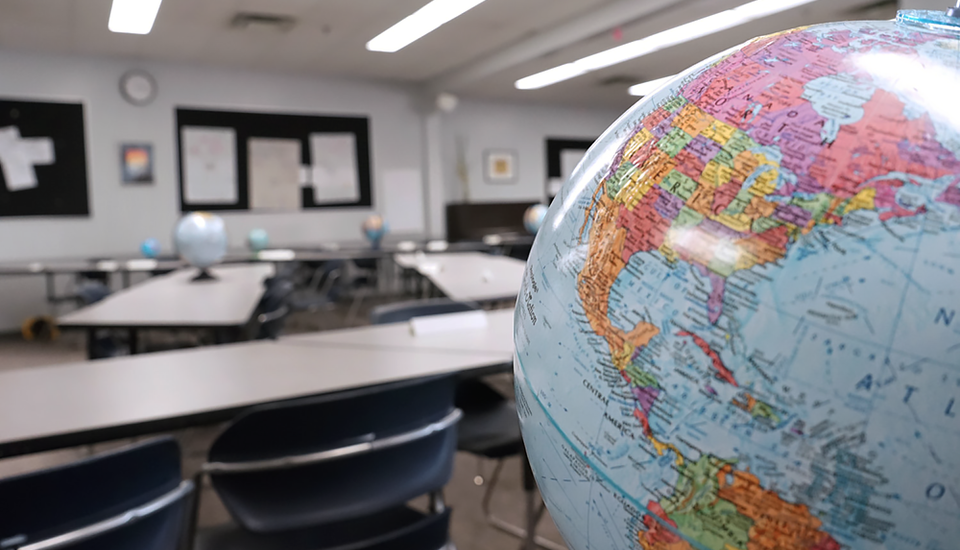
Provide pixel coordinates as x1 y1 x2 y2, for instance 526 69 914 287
440 98 622 205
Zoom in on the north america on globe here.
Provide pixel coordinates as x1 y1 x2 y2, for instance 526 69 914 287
516 15 960 550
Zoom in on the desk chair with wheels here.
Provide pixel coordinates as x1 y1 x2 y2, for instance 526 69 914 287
0 437 194 550
193 375 461 550
369 299 561 550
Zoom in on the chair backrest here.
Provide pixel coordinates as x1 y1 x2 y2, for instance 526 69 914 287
205 375 460 534
369 298 479 325
0 437 192 550
255 277 295 340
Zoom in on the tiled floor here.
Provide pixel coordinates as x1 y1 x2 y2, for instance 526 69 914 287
0 300 566 550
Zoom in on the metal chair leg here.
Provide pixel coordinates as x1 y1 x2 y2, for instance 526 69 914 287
480 459 565 550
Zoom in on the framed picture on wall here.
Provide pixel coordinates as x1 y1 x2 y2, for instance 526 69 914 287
120 143 154 184
483 149 518 184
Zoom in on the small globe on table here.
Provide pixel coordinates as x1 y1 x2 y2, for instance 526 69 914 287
247 228 270 252
515 11 960 550
174 212 228 282
139 238 161 259
362 214 388 248
523 204 548 235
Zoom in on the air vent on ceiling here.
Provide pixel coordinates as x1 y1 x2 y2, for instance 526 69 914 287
597 74 639 87
231 12 297 32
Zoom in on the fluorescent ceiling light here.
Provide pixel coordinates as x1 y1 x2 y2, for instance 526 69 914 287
367 0 487 53
628 75 676 97
516 0 817 90
108 0 163 34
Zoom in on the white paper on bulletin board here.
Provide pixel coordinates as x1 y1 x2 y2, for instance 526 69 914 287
310 133 359 204
382 168 424 233
248 138 302 211
182 126 237 204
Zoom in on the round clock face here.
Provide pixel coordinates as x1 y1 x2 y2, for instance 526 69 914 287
120 70 157 106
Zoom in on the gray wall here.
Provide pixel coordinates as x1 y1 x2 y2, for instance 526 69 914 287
441 99 622 205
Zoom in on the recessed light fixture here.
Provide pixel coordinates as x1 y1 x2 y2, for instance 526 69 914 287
628 75 676 97
367 0 487 53
109 0 163 35
516 0 817 90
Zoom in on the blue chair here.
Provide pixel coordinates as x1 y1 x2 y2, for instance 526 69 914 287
369 299 559 550
0 437 193 550
193 375 460 550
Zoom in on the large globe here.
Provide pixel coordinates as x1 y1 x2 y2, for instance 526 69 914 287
515 12 960 550
174 212 228 269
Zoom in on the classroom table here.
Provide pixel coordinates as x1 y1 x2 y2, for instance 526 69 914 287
394 252 527 302
0 339 510 459
0 258 183 304
284 308 515 356
58 264 274 358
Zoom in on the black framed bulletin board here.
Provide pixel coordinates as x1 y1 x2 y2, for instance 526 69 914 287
176 108 372 212
545 137 594 203
0 99 89 218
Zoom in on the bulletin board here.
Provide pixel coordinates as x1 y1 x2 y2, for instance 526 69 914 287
545 137 594 203
0 99 89 218
176 108 372 212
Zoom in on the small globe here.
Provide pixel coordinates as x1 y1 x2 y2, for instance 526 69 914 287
362 214 388 244
515 12 960 550
173 212 227 269
523 204 548 235
247 228 270 252
139 238 161 259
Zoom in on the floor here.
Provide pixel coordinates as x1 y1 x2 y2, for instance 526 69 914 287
0 293 567 550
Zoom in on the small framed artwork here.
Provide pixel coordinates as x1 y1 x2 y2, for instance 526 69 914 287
120 143 154 184
484 149 518 184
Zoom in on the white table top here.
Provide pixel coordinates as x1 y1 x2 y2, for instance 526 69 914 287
283 308 515 356
394 252 526 302
57 264 274 328
0 339 508 457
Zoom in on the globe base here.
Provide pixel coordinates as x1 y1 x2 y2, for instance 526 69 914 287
191 268 218 282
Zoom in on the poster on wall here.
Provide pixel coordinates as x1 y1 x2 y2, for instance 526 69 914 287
120 143 154 184
181 126 238 204
545 137 594 203
176 108 372 212
0 99 89 217
248 137 301 210
309 133 360 204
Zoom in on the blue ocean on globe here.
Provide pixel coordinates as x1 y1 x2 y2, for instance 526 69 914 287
523 204 548 234
174 212 227 269
139 238 161 259
515 12 960 550
247 228 269 251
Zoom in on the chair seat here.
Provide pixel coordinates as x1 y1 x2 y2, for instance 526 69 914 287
457 400 522 458
196 506 450 550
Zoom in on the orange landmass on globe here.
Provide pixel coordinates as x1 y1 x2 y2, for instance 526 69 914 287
717 466 841 550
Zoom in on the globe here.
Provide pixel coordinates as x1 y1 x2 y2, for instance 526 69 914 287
248 228 270 252
362 214 388 245
139 238 161 259
523 203 548 234
515 12 960 550
173 212 227 274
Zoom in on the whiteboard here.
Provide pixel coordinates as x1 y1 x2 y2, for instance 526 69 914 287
310 133 360 204
248 138 301 211
182 127 237 204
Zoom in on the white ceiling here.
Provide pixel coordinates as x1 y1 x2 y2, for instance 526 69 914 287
0 0 899 109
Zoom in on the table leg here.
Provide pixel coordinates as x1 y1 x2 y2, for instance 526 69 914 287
522 447 537 550
45 273 56 304
86 329 96 360
121 271 131 288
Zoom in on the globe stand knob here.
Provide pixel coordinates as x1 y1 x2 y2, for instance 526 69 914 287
949 1 960 17
191 268 217 282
